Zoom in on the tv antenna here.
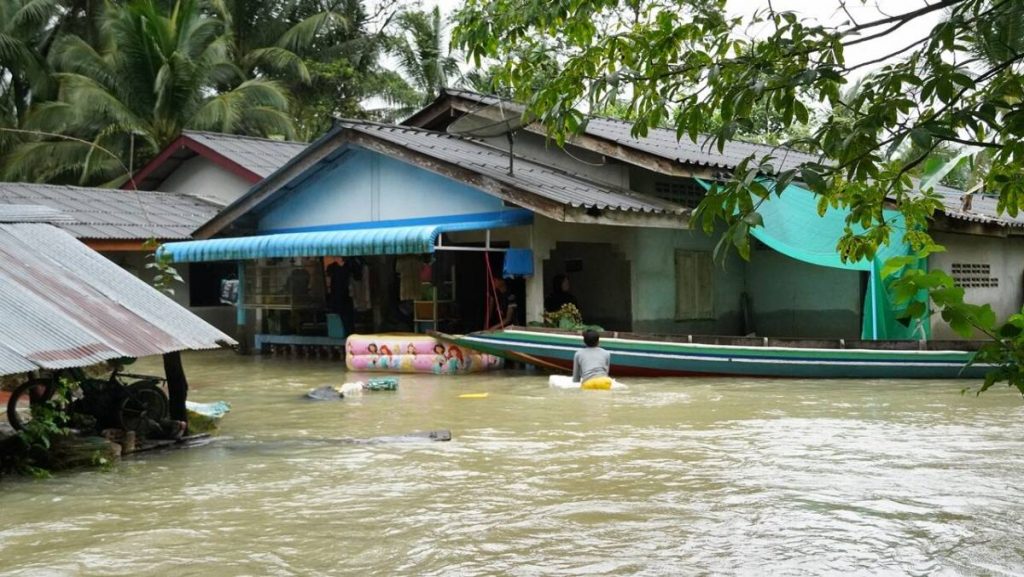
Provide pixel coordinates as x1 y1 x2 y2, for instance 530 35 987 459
447 100 533 175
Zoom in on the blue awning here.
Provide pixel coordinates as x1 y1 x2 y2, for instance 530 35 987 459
160 210 533 263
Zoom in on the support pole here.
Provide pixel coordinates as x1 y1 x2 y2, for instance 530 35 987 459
163 351 189 424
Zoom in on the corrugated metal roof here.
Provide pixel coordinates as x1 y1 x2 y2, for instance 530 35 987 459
183 131 309 178
438 88 820 174
930 186 1024 228
339 121 686 215
0 204 71 223
0 183 219 239
0 223 235 377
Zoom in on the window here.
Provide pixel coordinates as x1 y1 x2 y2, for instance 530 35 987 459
654 180 706 209
189 262 238 307
675 250 714 320
950 263 999 288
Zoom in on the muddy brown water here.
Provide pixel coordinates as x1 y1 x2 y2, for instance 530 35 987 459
1 350 1023 576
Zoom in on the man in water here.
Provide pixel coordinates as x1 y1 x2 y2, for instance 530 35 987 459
572 329 613 390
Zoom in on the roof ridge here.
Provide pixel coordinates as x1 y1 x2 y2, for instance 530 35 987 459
181 130 307 146
335 118 464 140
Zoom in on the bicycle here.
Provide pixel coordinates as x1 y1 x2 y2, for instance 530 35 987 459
6 363 170 437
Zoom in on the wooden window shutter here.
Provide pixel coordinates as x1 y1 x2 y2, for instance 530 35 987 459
675 250 714 320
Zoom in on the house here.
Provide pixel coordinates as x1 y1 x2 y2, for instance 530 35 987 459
156 93 1024 352
0 204 234 415
405 89 1024 340
126 130 308 206
0 183 235 333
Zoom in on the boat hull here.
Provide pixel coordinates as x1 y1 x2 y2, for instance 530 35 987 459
447 329 989 380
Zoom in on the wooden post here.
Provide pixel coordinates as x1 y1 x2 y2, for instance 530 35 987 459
163 351 188 423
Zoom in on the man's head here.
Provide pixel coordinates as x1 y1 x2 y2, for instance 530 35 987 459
583 329 599 348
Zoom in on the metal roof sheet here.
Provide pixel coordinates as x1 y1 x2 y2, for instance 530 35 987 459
438 88 819 174
0 183 219 239
0 223 235 377
0 204 71 223
339 121 686 215
182 131 309 178
929 185 1024 228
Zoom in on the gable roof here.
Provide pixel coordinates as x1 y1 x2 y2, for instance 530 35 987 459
0 182 220 240
194 120 689 238
0 218 234 376
128 131 308 191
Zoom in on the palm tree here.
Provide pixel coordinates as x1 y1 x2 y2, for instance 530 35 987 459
3 0 296 185
0 0 58 154
389 6 460 107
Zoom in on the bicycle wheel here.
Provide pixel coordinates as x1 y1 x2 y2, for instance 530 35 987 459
118 382 169 435
6 378 56 431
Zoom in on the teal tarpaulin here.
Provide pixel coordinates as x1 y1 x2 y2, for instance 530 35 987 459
699 181 929 340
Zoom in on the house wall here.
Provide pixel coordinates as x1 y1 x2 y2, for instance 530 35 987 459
101 250 235 334
257 148 506 232
929 232 1024 339
157 155 253 206
630 227 746 335
458 218 863 338
743 247 864 339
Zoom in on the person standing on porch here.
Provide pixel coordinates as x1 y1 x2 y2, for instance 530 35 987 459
573 329 612 390
487 277 519 330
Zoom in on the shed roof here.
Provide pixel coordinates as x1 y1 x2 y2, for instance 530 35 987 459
129 131 308 191
0 221 235 377
0 182 220 240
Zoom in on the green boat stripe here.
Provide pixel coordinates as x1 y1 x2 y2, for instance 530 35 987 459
462 334 978 367
486 330 975 363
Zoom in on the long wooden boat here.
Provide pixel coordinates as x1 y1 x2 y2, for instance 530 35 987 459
438 327 990 379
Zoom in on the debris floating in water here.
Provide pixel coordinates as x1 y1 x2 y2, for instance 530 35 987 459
307 378 400 400
458 393 489 399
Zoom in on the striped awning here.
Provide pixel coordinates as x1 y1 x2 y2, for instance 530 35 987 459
159 210 533 263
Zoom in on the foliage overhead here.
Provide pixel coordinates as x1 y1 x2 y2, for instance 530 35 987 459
453 0 1024 393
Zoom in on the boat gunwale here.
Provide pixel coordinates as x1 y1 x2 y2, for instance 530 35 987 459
465 327 986 358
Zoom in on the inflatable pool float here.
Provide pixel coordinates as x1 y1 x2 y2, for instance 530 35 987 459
548 375 628 390
346 334 504 374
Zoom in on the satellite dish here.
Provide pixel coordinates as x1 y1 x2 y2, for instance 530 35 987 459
447 101 534 175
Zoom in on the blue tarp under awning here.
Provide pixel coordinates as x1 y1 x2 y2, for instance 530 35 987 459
159 210 533 263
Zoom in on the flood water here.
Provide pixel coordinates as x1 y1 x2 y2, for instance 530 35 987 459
2 350 1024 576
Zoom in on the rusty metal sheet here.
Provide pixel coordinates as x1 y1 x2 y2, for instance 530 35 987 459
0 223 235 377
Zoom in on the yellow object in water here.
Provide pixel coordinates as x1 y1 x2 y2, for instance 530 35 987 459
581 377 614 390
459 393 489 399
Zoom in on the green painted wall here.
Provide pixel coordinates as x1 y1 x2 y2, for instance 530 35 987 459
743 246 863 338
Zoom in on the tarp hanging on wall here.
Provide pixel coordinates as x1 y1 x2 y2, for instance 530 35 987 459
699 181 929 340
